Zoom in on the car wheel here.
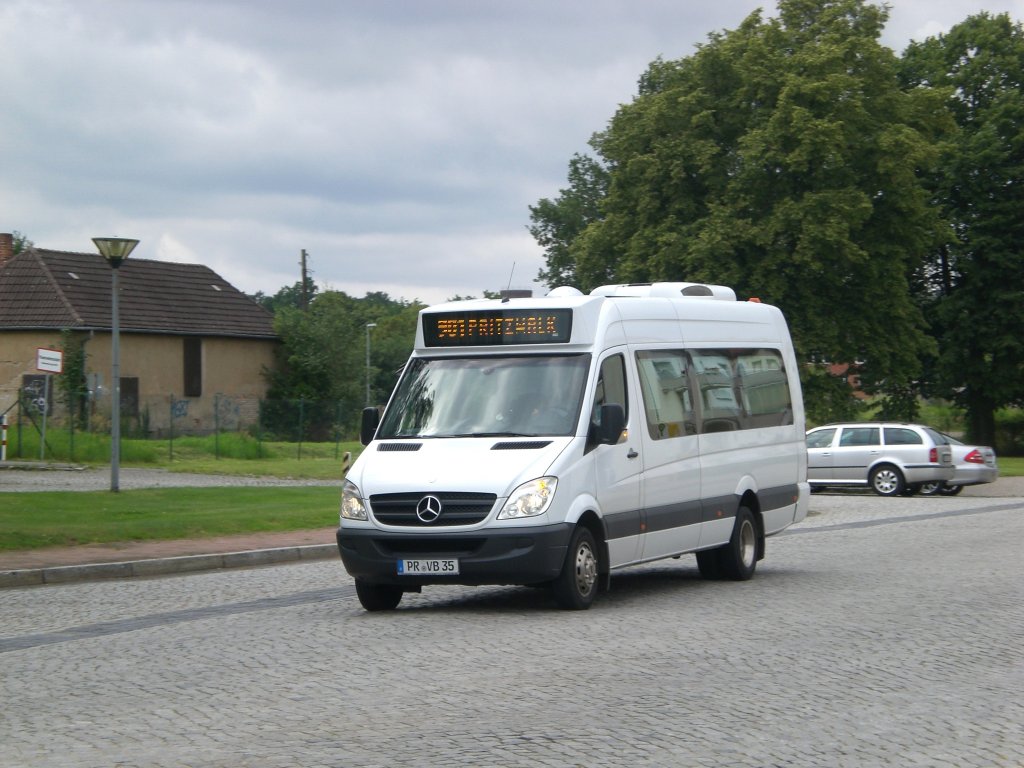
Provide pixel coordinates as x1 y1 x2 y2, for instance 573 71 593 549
552 526 600 610
870 464 905 497
919 481 942 495
355 579 403 611
938 484 964 496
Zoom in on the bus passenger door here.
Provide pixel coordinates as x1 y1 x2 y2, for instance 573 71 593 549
633 349 703 561
590 352 643 567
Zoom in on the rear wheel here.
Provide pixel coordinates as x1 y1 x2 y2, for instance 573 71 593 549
696 549 723 579
719 507 758 580
355 579 403 611
870 464 905 497
698 506 758 581
552 526 599 610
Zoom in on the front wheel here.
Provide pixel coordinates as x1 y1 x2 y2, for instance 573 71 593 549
552 526 600 610
870 464 905 497
939 484 964 496
355 579 403 611
919 481 942 496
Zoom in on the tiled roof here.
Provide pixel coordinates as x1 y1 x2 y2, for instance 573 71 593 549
0 249 277 339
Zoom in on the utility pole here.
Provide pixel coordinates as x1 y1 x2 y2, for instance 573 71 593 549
299 249 310 310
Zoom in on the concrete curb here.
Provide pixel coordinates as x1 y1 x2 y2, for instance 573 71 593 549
0 543 338 589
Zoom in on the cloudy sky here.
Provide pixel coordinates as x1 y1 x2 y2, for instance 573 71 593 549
3 0 1021 305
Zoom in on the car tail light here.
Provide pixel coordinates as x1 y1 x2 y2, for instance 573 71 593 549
964 449 985 464
929 447 937 463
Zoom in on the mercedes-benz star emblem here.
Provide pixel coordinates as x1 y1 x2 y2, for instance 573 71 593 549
416 495 443 523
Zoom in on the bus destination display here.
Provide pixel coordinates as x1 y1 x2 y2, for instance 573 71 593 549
423 309 573 347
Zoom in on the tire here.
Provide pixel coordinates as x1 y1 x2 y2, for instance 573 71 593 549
938 484 964 496
552 526 600 610
355 579 403 611
718 506 759 581
870 464 905 497
696 549 724 579
919 481 942 496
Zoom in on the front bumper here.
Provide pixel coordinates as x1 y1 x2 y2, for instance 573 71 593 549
336 522 574 587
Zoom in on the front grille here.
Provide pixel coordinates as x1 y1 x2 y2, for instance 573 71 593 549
369 492 497 527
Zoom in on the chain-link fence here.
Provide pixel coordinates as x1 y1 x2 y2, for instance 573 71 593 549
1 384 357 463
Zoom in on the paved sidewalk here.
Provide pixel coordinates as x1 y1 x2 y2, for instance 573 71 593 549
0 527 341 588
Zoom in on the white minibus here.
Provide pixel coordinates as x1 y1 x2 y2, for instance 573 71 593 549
338 282 809 610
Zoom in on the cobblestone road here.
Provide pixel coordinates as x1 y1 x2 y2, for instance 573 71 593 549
2 492 1022 767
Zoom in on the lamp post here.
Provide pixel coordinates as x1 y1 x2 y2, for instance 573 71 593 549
93 237 139 492
365 323 377 406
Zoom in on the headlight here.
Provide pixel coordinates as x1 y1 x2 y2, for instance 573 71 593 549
498 477 558 519
340 480 368 521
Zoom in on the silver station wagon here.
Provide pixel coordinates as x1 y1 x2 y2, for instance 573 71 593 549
806 422 955 496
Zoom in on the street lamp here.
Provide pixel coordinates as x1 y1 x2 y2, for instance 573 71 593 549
93 237 139 492
365 323 377 406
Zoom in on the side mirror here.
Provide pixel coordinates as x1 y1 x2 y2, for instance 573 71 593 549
360 407 381 446
597 403 626 445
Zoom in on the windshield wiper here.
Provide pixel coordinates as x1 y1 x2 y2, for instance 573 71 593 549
445 432 538 438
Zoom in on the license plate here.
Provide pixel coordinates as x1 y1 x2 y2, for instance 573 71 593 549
397 558 459 575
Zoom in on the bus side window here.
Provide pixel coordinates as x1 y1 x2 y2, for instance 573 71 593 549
636 350 696 439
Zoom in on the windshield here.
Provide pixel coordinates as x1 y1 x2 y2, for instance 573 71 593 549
378 354 590 438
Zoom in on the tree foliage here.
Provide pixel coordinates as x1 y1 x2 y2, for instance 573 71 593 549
263 290 424 436
530 0 959 421
251 279 320 314
900 13 1024 444
12 231 34 255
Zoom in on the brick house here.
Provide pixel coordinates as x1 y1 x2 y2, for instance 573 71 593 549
0 233 278 435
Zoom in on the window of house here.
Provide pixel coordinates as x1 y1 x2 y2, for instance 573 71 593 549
184 337 202 397
119 377 139 419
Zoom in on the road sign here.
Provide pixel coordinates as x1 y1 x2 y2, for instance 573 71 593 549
36 347 63 374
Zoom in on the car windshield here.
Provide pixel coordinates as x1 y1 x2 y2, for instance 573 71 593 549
378 354 590 438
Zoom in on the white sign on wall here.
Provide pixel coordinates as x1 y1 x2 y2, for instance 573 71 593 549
36 347 64 374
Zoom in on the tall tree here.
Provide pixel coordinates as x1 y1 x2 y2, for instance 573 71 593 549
900 13 1024 445
529 153 609 288
532 0 951 418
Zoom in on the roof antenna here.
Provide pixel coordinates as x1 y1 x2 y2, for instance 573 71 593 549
502 261 516 303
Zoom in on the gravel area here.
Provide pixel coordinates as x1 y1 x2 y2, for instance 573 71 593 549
0 465 343 492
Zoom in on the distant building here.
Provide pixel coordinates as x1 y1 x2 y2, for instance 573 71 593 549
0 233 278 435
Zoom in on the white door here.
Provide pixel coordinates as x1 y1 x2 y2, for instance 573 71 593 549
590 352 643 567
632 348 702 561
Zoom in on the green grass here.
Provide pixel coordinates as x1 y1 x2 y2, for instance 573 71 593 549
5 429 362 479
999 457 1024 477
0 487 340 551
2 431 357 552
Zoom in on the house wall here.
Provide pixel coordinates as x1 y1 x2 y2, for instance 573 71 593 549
0 330 278 435
0 330 66 416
